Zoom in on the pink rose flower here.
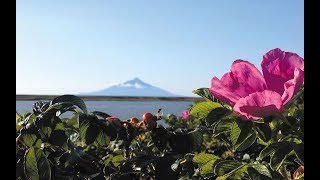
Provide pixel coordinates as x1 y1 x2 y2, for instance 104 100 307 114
181 110 189 120
210 48 304 120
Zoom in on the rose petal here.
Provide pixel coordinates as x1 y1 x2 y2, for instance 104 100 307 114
261 48 304 95
233 90 283 120
210 75 242 106
281 68 304 104
231 60 267 93
210 60 267 106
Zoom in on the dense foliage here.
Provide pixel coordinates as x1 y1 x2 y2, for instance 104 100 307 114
16 48 304 179
16 86 303 179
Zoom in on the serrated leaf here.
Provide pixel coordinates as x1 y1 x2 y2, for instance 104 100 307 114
250 164 272 178
80 122 100 145
258 143 281 160
216 164 247 180
95 131 110 147
192 88 215 101
200 159 216 175
231 121 256 151
254 122 272 142
188 129 203 151
247 167 272 180
112 155 124 167
270 143 293 171
16 112 23 122
213 119 235 136
189 101 222 119
19 128 38 147
193 153 220 175
236 133 256 151
213 160 243 176
24 147 51 180
293 143 304 165
231 121 241 145
51 95 87 114
205 107 231 126
103 154 114 166
64 113 79 128
193 153 220 164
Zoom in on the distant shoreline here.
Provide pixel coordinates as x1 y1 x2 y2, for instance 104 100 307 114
16 95 204 101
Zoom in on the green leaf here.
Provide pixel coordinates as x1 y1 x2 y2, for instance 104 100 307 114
189 101 222 119
213 119 235 136
250 164 272 178
230 121 241 145
231 121 256 151
254 122 272 143
16 112 23 122
192 88 215 101
216 164 247 180
24 147 51 180
193 153 220 175
193 153 220 164
213 160 243 176
95 131 110 147
293 143 304 165
270 142 293 171
258 143 281 160
188 129 203 151
21 134 37 147
80 120 100 145
51 95 87 114
92 111 111 119
20 128 38 147
236 133 257 151
200 159 216 175
112 155 124 167
103 154 114 166
16 124 23 132
64 113 79 128
247 167 272 180
205 107 231 126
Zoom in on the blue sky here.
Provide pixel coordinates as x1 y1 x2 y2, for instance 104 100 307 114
16 1 304 97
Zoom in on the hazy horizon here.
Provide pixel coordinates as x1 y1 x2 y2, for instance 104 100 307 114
17 1 304 96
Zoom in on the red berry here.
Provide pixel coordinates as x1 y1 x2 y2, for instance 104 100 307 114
142 112 157 129
129 117 139 123
105 117 122 126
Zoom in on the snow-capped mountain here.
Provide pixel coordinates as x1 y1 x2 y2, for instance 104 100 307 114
81 78 179 97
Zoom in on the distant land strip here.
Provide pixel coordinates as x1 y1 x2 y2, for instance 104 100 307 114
16 95 204 101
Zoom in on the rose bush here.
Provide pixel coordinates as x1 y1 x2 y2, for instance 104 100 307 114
16 48 303 180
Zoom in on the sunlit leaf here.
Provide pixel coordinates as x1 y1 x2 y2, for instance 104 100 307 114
189 101 222 119
250 164 272 178
24 147 51 180
192 88 215 101
112 155 125 167
193 153 220 175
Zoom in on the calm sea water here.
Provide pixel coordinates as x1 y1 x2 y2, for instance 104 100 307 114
16 100 195 120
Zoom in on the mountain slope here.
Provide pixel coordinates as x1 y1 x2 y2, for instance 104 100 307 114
81 78 179 97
